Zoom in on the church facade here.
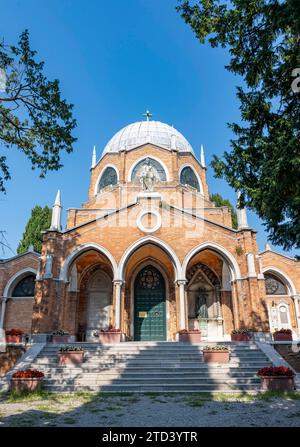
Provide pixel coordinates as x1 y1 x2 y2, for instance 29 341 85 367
1 118 300 341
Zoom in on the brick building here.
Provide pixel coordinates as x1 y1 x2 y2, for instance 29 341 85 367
1 118 300 341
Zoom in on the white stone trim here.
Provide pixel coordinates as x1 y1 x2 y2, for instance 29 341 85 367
137 209 162 234
94 164 119 196
3 267 37 298
262 266 297 296
59 243 118 282
182 242 241 281
117 236 182 281
127 155 170 182
178 163 204 195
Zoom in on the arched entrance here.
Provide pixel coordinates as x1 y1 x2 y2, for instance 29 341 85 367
134 265 166 341
86 270 112 341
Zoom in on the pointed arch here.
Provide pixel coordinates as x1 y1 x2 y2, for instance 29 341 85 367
59 243 118 282
117 236 182 281
182 242 241 281
3 268 37 297
262 267 297 296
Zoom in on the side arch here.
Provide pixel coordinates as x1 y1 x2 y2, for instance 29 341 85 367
3 267 37 297
262 267 297 296
59 243 118 282
182 242 241 281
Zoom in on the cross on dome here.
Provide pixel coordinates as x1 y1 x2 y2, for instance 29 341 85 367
143 109 153 121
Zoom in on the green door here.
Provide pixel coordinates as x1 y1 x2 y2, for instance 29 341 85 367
134 266 166 341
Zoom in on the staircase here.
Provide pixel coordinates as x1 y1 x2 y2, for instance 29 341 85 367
28 341 272 393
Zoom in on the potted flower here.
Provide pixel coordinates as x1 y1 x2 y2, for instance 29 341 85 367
52 330 73 343
5 328 23 343
58 345 84 365
94 326 122 344
202 345 230 363
257 366 295 391
10 369 44 392
231 328 251 342
178 329 201 343
273 328 293 342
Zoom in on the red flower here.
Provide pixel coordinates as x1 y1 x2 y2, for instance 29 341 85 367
5 328 23 336
274 329 292 334
257 366 294 377
12 369 44 379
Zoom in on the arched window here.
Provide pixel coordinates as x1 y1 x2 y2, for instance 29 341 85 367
97 167 118 192
180 166 200 192
265 273 287 295
12 274 36 297
131 157 167 182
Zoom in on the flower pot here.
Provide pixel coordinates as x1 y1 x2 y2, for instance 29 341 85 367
179 332 201 343
231 334 251 342
58 351 84 365
260 375 295 391
203 350 230 363
6 335 22 343
52 335 74 343
99 332 122 344
273 333 293 342
10 377 43 392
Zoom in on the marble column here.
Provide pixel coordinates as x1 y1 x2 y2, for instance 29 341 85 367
114 280 123 330
177 280 186 330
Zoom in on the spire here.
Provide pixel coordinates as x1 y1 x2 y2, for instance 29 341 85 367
265 241 271 251
236 191 249 230
91 145 97 168
50 190 62 231
200 144 206 168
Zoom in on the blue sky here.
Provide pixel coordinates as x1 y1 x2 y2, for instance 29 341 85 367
0 0 295 257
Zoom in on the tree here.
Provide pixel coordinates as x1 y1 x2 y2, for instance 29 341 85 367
210 193 238 229
17 205 52 254
177 0 300 250
0 30 77 193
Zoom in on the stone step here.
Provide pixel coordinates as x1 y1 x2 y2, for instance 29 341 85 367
42 383 261 392
43 379 261 386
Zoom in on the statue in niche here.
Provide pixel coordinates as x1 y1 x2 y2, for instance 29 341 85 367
140 158 157 192
196 290 209 319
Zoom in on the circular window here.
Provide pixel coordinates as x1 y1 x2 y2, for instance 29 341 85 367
137 210 161 233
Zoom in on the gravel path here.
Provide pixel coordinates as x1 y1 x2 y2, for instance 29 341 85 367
1 392 300 427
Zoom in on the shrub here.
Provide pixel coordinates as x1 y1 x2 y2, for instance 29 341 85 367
179 329 201 334
52 330 69 336
257 366 294 377
6 328 23 336
100 326 120 333
12 369 44 379
274 329 292 334
59 345 84 352
203 345 229 352
231 328 251 335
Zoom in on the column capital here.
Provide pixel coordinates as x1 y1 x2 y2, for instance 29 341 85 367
177 280 187 286
113 279 123 286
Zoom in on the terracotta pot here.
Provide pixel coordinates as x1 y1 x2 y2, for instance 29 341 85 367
10 377 43 392
99 332 122 344
231 334 251 342
179 332 201 343
260 375 295 391
58 351 84 365
6 335 22 343
52 335 74 343
273 333 293 342
203 350 230 363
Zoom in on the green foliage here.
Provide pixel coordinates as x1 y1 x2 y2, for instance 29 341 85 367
17 205 51 254
177 1 300 250
210 193 238 229
0 30 77 193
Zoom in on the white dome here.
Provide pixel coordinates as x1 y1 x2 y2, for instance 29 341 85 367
102 121 194 155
